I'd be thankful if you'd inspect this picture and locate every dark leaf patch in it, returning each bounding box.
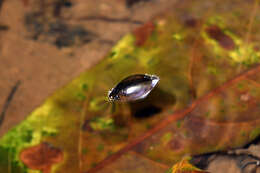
[133,21,155,46]
[184,17,200,28]
[133,105,162,118]
[53,0,73,17]
[205,25,235,50]
[20,142,63,173]
[0,25,9,31]
[0,0,4,10]
[125,0,151,8]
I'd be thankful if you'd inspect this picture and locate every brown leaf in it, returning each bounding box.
[133,21,155,46]
[168,159,209,173]
[205,25,235,50]
[20,142,63,173]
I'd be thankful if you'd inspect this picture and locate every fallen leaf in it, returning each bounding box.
[166,159,209,173]
[1,1,260,173]
[20,142,63,173]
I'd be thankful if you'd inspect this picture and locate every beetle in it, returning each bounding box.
[108,74,160,102]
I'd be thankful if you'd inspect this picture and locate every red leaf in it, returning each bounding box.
[133,21,155,46]
[20,143,63,173]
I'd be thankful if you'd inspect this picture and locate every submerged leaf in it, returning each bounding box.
[20,143,63,173]
[1,1,260,173]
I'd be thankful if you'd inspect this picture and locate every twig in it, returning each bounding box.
[0,80,21,127]
[241,160,260,173]
[0,25,9,31]
[0,0,4,10]
[77,16,143,25]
